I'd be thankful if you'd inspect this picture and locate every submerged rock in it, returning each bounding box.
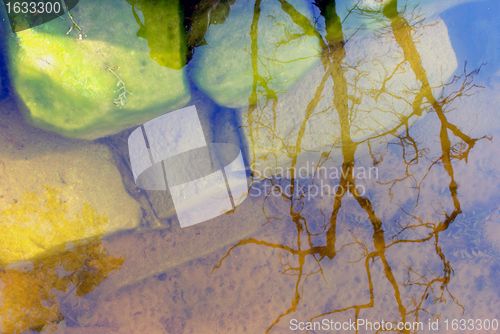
[86,193,273,298]
[243,18,458,174]
[85,99,263,294]
[190,0,322,108]
[6,0,190,139]
[0,100,141,265]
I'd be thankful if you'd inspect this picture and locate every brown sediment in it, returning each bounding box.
[0,239,123,333]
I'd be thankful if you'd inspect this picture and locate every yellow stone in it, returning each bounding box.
[0,102,141,265]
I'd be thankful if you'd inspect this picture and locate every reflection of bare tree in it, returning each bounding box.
[214,0,487,332]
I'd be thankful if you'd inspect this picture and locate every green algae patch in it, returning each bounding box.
[129,0,186,69]
[190,0,322,108]
[8,0,190,139]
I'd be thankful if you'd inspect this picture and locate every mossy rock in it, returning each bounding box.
[6,0,190,139]
[190,0,322,108]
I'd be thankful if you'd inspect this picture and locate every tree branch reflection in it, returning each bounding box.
[214,0,487,332]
